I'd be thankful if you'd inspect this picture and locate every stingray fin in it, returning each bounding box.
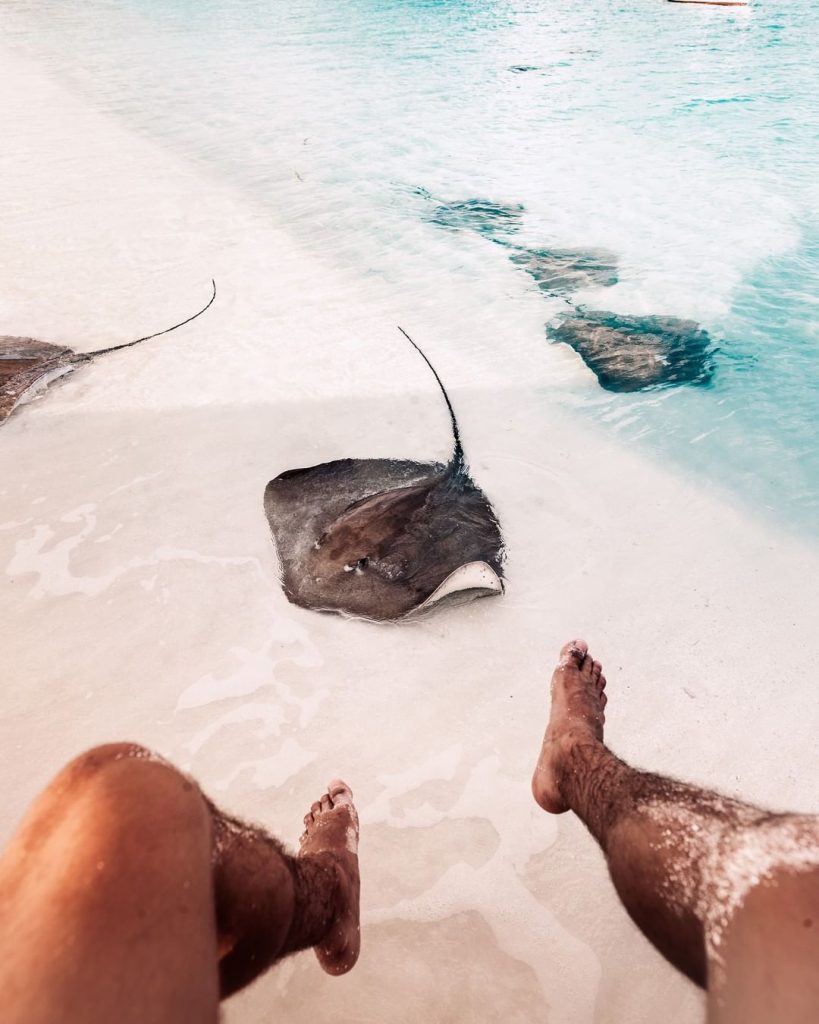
[334,479,434,519]
[317,481,436,562]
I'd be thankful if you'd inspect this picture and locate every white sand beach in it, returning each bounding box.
[1,42,818,1024]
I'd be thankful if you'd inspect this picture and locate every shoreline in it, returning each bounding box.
[2,39,819,1024]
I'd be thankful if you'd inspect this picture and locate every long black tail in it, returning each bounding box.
[78,279,216,361]
[397,326,465,470]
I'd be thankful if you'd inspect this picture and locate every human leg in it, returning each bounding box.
[0,742,360,1023]
[212,776,360,995]
[532,642,819,1018]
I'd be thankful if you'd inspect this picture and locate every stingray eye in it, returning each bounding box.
[343,557,369,574]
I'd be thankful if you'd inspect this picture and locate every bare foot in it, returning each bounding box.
[299,780,361,975]
[531,639,607,814]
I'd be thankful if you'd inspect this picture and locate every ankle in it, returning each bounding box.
[282,854,340,955]
[555,733,606,801]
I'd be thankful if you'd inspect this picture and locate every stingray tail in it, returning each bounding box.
[78,279,216,361]
[396,326,465,472]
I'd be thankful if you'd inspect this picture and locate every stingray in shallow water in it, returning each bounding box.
[549,310,715,392]
[264,330,505,622]
[0,280,216,425]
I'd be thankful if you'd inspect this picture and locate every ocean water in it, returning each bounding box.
[3,0,818,536]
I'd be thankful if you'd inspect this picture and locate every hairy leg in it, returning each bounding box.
[212,778,360,995]
[532,642,819,1017]
[0,743,360,1023]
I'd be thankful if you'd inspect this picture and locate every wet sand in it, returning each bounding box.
[1,42,818,1024]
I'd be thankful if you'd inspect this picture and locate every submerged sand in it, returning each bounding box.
[1,42,818,1024]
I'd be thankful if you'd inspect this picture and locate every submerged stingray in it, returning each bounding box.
[550,311,715,392]
[0,281,216,425]
[508,245,619,296]
[264,330,504,622]
[428,198,525,238]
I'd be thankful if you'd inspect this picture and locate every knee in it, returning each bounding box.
[62,742,181,796]
[64,742,161,778]
[57,742,208,835]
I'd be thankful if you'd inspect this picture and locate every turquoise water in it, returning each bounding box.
[4,0,818,536]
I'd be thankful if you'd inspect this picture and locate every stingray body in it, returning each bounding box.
[0,281,216,425]
[264,331,504,622]
[0,338,75,423]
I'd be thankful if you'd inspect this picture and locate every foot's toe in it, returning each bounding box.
[600,692,608,709]
[328,779,352,803]
[559,639,588,666]
[311,800,322,816]
[598,673,607,692]
[320,793,333,813]
[591,660,602,681]
[303,812,314,828]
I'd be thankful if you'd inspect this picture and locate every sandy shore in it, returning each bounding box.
[2,42,818,1024]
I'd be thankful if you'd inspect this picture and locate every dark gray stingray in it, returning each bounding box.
[428,198,525,238]
[0,281,216,425]
[264,330,504,622]
[550,311,715,391]
[507,245,619,296]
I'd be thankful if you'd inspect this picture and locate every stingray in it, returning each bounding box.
[264,330,505,622]
[428,198,525,239]
[0,280,216,425]
[507,245,619,296]
[549,310,715,392]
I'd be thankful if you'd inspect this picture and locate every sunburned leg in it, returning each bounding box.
[713,861,819,1024]
[0,744,220,1024]
[0,743,360,1024]
[532,641,819,1019]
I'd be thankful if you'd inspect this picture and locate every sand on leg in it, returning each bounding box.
[0,742,360,1022]
[532,641,819,1020]
[213,777,360,994]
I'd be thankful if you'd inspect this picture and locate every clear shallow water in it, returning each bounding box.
[3,0,818,536]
